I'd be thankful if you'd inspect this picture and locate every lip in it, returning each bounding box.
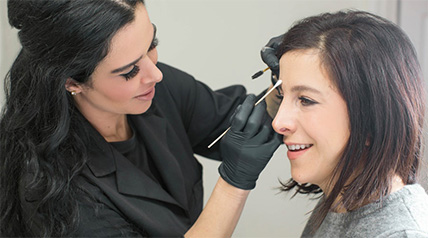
[135,87,155,101]
[285,142,313,160]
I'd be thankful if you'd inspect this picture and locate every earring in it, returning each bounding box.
[71,91,77,96]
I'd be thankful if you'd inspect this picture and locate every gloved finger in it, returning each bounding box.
[231,94,256,131]
[261,47,279,75]
[229,104,242,124]
[261,34,283,77]
[248,124,271,145]
[265,34,283,49]
[265,132,282,150]
[253,132,282,157]
[243,100,266,137]
[261,109,273,126]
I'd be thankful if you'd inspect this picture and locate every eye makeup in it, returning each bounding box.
[298,96,317,106]
[121,65,140,80]
[149,38,158,51]
[112,23,158,80]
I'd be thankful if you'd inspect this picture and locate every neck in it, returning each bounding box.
[83,111,132,142]
[390,175,405,193]
[101,116,132,142]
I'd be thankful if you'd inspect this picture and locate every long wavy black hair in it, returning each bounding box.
[278,10,426,231]
[1,0,144,236]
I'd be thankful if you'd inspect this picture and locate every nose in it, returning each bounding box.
[140,53,163,84]
[272,102,297,135]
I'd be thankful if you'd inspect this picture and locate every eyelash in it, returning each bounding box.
[299,96,317,106]
[275,92,317,106]
[121,65,140,81]
[119,38,158,81]
[148,38,159,51]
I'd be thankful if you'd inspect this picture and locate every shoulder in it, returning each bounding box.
[394,184,428,231]
[380,229,428,238]
[355,184,428,236]
[312,185,428,237]
[390,184,428,222]
[154,62,199,100]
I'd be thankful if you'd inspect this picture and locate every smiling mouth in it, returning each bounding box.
[287,144,313,151]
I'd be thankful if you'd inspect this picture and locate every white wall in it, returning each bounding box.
[0,0,20,107]
[1,1,427,237]
[399,0,428,195]
[145,1,428,237]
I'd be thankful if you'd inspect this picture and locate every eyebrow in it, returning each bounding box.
[152,23,157,41]
[111,55,143,74]
[290,85,322,94]
[110,23,157,74]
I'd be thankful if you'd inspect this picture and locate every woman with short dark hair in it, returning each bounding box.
[272,10,428,237]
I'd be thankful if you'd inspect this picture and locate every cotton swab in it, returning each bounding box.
[207,79,282,149]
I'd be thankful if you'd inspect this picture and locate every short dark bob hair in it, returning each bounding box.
[278,10,426,231]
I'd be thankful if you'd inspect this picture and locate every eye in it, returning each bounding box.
[148,38,159,52]
[299,96,317,106]
[120,65,140,81]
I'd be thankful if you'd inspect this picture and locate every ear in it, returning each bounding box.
[65,78,82,94]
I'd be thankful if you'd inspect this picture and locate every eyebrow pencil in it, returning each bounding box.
[251,67,270,79]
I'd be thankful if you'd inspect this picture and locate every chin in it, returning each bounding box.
[291,170,311,184]
[131,101,152,115]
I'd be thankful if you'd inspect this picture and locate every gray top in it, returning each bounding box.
[302,184,428,238]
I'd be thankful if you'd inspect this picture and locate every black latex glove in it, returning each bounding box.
[260,34,283,82]
[218,94,282,190]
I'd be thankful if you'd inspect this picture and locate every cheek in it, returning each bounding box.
[321,111,349,165]
[90,68,139,101]
[306,108,350,161]
[97,80,139,101]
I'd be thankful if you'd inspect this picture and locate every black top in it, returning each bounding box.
[20,62,248,237]
[110,124,166,190]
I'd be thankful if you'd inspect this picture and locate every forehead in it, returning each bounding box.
[279,49,335,91]
[100,4,153,70]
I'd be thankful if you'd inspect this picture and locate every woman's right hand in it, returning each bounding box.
[218,94,282,190]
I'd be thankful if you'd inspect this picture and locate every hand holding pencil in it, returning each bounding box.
[208,80,282,148]
[217,93,282,189]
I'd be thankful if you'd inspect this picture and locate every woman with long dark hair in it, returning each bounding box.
[271,10,428,237]
[0,0,280,236]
